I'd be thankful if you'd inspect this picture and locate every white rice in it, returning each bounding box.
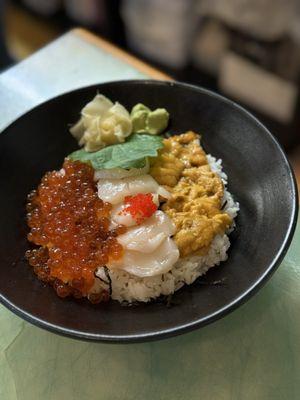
[96,155,239,303]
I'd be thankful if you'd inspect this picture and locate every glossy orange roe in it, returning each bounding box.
[25,159,124,302]
[122,193,158,224]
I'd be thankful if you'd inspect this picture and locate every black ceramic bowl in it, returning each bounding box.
[0,80,298,342]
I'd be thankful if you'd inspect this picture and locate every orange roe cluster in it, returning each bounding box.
[25,159,125,303]
[122,193,158,224]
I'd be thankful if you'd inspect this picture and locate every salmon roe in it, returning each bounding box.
[122,193,158,224]
[25,159,124,302]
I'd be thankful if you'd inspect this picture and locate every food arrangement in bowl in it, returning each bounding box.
[25,93,239,305]
[0,80,297,341]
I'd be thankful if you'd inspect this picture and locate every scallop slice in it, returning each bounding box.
[110,203,136,227]
[107,237,179,277]
[110,193,160,228]
[97,175,170,205]
[117,211,176,252]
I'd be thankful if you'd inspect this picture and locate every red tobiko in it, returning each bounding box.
[122,193,158,224]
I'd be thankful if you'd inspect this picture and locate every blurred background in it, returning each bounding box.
[1,0,300,184]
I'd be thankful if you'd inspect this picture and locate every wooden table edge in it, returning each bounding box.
[72,28,172,82]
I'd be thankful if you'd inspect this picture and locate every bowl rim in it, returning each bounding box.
[0,79,298,343]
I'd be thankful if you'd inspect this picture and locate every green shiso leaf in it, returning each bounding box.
[67,134,163,170]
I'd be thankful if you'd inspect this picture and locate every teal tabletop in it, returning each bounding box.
[0,29,299,400]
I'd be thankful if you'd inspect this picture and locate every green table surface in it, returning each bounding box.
[1,30,300,400]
